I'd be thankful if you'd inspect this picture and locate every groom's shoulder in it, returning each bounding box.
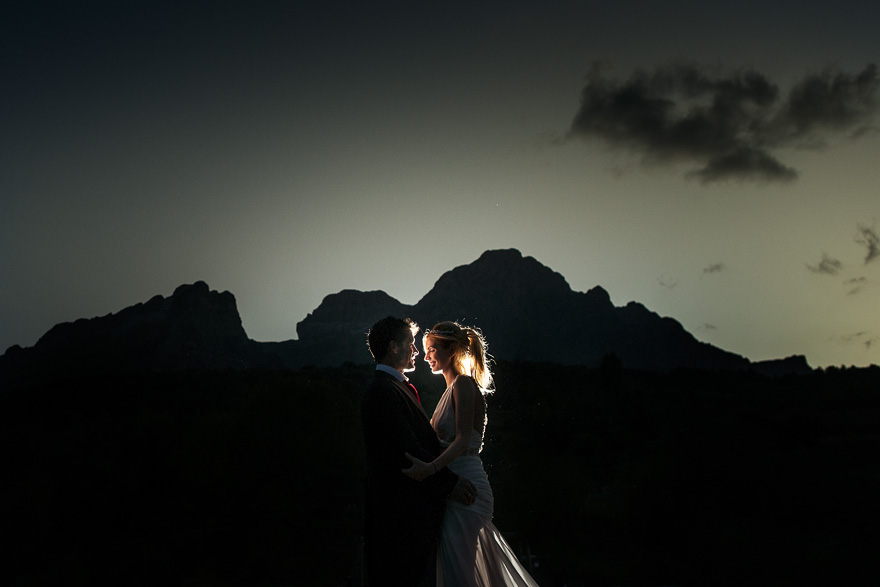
[366,369,399,394]
[363,371,401,414]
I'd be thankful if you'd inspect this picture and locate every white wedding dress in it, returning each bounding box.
[431,379,540,587]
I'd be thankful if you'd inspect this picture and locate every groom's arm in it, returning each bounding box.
[420,457,460,498]
[364,385,474,503]
[363,380,460,492]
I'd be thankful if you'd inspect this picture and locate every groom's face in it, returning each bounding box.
[391,330,419,373]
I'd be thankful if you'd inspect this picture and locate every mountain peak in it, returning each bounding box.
[172,280,210,297]
[12,282,249,373]
[297,289,410,341]
[416,248,573,312]
[474,248,525,262]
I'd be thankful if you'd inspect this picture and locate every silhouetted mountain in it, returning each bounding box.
[0,250,812,378]
[296,249,791,373]
[0,281,294,378]
[295,289,411,367]
[750,354,813,377]
[409,249,751,371]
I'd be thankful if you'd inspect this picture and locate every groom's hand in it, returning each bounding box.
[401,452,433,481]
[450,478,477,505]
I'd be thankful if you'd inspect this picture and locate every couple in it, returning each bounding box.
[361,317,539,586]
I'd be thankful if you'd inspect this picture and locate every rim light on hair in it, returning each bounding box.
[423,321,494,393]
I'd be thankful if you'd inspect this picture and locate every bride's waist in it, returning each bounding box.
[447,453,487,479]
[439,445,482,456]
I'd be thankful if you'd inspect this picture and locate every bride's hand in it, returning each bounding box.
[402,452,434,481]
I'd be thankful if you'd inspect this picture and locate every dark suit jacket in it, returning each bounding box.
[362,369,459,586]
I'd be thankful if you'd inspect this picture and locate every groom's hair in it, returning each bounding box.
[367,316,418,362]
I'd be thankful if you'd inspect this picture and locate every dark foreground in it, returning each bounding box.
[2,361,879,585]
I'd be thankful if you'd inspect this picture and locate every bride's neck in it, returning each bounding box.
[443,369,461,388]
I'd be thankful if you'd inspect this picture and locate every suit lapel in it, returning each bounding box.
[395,379,428,419]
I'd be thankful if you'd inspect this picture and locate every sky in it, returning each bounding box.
[3,1,879,368]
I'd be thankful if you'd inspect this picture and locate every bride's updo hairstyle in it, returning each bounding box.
[423,321,494,393]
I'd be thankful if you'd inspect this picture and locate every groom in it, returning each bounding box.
[362,316,476,586]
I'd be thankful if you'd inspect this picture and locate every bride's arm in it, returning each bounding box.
[402,376,477,480]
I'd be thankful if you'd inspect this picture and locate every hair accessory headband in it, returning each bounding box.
[424,329,457,335]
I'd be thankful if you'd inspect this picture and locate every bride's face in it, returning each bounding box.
[424,336,453,374]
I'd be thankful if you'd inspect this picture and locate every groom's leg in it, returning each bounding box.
[417,544,438,587]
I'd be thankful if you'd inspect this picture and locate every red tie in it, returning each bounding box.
[406,381,422,405]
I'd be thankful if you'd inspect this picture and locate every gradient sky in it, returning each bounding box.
[3,1,879,368]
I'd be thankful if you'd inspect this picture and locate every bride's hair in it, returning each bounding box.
[423,321,494,393]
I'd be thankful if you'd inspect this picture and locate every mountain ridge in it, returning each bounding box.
[1,249,812,377]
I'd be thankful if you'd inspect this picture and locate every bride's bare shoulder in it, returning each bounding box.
[452,374,478,392]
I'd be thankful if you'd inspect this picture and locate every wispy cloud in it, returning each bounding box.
[845,276,868,295]
[807,253,844,275]
[657,275,678,289]
[702,262,725,275]
[855,225,880,264]
[567,62,879,183]
[839,331,878,351]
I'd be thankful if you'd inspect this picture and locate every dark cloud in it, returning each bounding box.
[702,262,725,274]
[688,148,796,183]
[779,66,880,142]
[568,62,879,183]
[851,126,880,140]
[855,225,880,264]
[807,253,843,275]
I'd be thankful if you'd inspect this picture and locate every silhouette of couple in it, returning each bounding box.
[362,317,539,586]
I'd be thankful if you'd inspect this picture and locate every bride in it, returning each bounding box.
[403,321,540,587]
